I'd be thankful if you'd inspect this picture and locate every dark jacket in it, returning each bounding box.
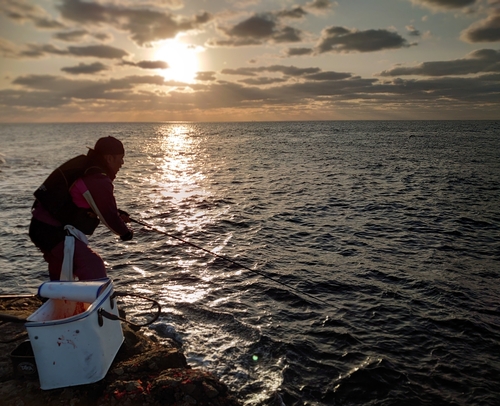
[29,153,132,252]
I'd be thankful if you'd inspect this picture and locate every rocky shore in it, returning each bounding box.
[0,296,241,406]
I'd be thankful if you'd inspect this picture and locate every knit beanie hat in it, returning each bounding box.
[94,136,125,156]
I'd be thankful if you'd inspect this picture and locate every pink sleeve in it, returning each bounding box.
[70,179,91,208]
[79,173,131,236]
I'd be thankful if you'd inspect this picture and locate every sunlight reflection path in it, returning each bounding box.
[157,124,205,201]
[139,123,232,304]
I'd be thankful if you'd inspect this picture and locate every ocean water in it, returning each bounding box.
[1,121,499,405]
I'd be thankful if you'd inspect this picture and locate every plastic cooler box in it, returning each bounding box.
[25,278,124,390]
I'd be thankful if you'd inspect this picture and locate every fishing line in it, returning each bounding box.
[130,218,330,307]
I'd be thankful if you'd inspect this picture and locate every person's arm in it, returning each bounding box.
[81,173,133,240]
[118,208,131,223]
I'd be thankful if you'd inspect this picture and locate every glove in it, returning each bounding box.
[120,230,134,241]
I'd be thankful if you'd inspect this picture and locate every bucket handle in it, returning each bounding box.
[98,292,161,331]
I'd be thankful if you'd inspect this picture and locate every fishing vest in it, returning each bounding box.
[34,154,104,235]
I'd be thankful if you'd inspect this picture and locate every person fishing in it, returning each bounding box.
[29,136,133,281]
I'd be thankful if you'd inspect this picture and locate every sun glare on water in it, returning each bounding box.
[154,39,201,83]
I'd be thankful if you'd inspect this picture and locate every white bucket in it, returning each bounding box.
[25,278,124,390]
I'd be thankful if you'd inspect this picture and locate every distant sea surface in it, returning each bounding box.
[1,121,500,405]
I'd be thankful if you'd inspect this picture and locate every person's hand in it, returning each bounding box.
[118,209,131,223]
[120,230,134,241]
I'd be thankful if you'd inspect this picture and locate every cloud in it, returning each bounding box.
[286,47,314,56]
[93,32,112,42]
[67,45,129,59]
[10,74,166,102]
[207,37,263,47]
[209,2,334,48]
[0,0,65,29]
[227,14,301,42]
[0,38,19,58]
[239,77,288,85]
[195,71,217,81]
[305,0,336,11]
[57,0,212,46]
[2,67,499,120]
[222,65,322,77]
[210,11,305,47]
[137,60,169,69]
[221,68,259,76]
[305,71,352,80]
[18,44,68,58]
[61,62,108,75]
[410,0,479,10]
[1,41,130,59]
[316,26,411,53]
[221,65,351,84]
[53,30,112,43]
[273,26,303,42]
[461,11,500,42]
[276,7,308,19]
[0,89,69,109]
[406,25,422,36]
[53,30,88,42]
[138,0,185,10]
[379,48,500,76]
[122,60,169,69]
[265,65,322,76]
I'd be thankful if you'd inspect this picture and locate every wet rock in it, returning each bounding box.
[203,382,220,399]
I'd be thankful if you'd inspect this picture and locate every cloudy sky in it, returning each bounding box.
[1,0,499,122]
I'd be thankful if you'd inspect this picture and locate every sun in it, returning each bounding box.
[153,39,201,83]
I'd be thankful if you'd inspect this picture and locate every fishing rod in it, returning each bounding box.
[130,217,330,306]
